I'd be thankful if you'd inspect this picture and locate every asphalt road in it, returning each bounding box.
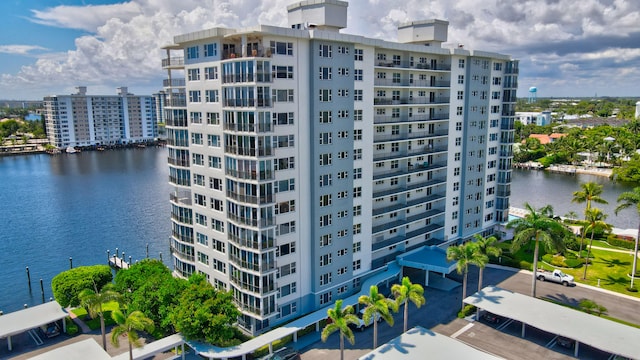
[298,266,640,360]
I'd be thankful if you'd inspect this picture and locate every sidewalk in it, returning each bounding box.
[66,308,91,333]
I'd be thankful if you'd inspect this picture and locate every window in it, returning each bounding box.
[457,75,464,84]
[338,110,349,118]
[319,67,332,80]
[458,59,465,68]
[208,156,221,169]
[320,272,332,286]
[353,223,361,234]
[451,226,457,234]
[196,232,208,246]
[353,148,362,160]
[493,77,502,85]
[207,112,219,125]
[454,167,460,176]
[338,67,349,76]
[457,90,463,100]
[273,65,294,79]
[188,68,200,81]
[275,157,295,170]
[338,46,349,54]
[273,112,295,125]
[319,174,332,187]
[453,181,460,191]
[274,178,295,193]
[207,134,220,147]
[337,190,348,198]
[353,168,362,179]
[353,186,362,198]
[191,133,203,145]
[320,234,332,247]
[354,48,363,61]
[353,205,362,217]
[354,69,363,81]
[193,174,205,186]
[191,112,202,124]
[204,66,218,80]
[270,41,293,55]
[353,241,361,253]
[319,89,332,102]
[338,89,349,97]
[354,109,363,121]
[273,89,294,102]
[452,196,459,206]
[337,171,348,180]
[211,198,223,211]
[189,90,201,103]
[197,252,209,265]
[319,153,332,166]
[204,43,217,57]
[454,152,461,161]
[194,193,206,207]
[338,151,348,159]
[320,253,332,266]
[275,200,295,214]
[319,44,332,58]
[319,132,332,145]
[320,194,332,207]
[195,213,207,226]
[455,122,462,131]
[338,131,348,138]
[205,90,219,103]
[319,111,332,124]
[209,177,223,190]
[186,46,199,59]
[354,129,362,140]
[455,137,461,146]
[353,260,361,271]
[320,292,332,305]
[456,106,463,115]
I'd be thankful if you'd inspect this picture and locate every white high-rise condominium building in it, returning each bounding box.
[44,86,157,148]
[163,0,517,335]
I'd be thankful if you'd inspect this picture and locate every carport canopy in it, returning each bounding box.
[397,245,457,273]
[0,301,68,350]
[359,326,501,360]
[464,286,640,359]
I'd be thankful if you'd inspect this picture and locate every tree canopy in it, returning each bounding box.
[51,265,112,307]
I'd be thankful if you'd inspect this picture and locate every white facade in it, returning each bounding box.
[163,0,517,335]
[43,87,157,148]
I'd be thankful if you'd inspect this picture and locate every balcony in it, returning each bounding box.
[225,169,274,181]
[223,98,272,108]
[222,49,272,60]
[170,213,192,225]
[222,73,272,84]
[372,177,446,199]
[170,245,195,262]
[229,255,277,273]
[228,213,275,228]
[375,60,451,71]
[170,192,192,206]
[372,208,444,234]
[171,231,194,244]
[372,192,446,216]
[163,78,185,87]
[225,146,274,157]
[372,223,443,251]
[373,146,447,162]
[226,190,274,205]
[168,175,190,187]
[374,79,450,88]
[162,57,184,69]
[373,161,447,181]
[374,130,448,143]
[374,97,449,106]
[166,98,187,107]
[167,157,190,167]
[228,233,275,251]
[223,122,273,133]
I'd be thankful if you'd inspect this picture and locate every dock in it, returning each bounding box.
[109,256,130,270]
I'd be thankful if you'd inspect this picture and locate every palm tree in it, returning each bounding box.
[507,202,565,297]
[572,182,608,256]
[110,309,155,360]
[473,234,502,291]
[358,285,398,349]
[447,242,487,310]
[391,276,425,333]
[321,300,359,360]
[582,208,611,280]
[615,187,640,289]
[79,283,121,351]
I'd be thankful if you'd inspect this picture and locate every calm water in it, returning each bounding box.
[510,169,637,229]
[0,148,170,312]
[0,150,637,313]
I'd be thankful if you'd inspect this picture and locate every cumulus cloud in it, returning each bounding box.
[2,0,639,98]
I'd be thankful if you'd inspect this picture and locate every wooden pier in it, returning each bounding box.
[109,256,130,270]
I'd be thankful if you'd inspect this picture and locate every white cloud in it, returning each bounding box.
[1,0,639,98]
[0,45,48,55]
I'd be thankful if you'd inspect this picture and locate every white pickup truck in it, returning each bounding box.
[536,269,574,286]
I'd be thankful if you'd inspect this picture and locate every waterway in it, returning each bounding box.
[510,169,637,228]
[0,148,171,313]
[0,149,637,313]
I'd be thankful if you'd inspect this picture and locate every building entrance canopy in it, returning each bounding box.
[397,245,457,274]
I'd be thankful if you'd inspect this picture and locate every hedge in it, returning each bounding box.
[607,235,637,250]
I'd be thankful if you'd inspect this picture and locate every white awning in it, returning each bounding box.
[0,301,67,339]
[29,339,111,360]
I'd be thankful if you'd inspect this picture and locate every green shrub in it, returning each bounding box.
[65,317,79,335]
[457,305,476,318]
[564,237,581,251]
[607,235,636,250]
[564,258,585,268]
[51,265,113,307]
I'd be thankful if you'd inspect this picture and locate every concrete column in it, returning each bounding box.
[8,336,11,351]
[293,332,298,342]
[521,323,525,338]
[241,35,247,57]
[574,342,579,358]
[316,322,320,332]
[268,343,273,354]
[62,318,67,333]
[181,343,185,360]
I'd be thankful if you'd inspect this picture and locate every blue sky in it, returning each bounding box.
[1,0,639,100]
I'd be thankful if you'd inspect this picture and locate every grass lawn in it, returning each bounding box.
[498,241,639,298]
[71,301,120,330]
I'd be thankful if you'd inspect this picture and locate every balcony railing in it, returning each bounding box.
[225,169,274,181]
[374,79,450,87]
[374,97,449,106]
[170,246,195,262]
[166,98,187,107]
[375,60,451,71]
[373,146,447,162]
[169,192,192,206]
[223,123,273,133]
[226,190,274,205]
[168,175,190,187]
[223,98,272,108]
[171,231,194,244]
[228,233,275,251]
[162,57,184,68]
[167,157,190,167]
[222,73,272,84]
[163,78,185,87]
[374,130,448,143]
[224,146,273,157]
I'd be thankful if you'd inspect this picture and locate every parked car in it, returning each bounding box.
[351,309,382,332]
[259,347,301,360]
[482,312,500,324]
[537,269,575,286]
[39,322,60,338]
[557,336,575,349]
